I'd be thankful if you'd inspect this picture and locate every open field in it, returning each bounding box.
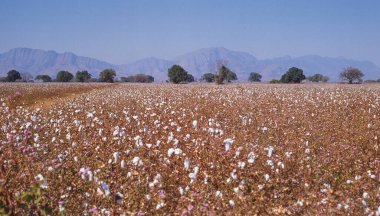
[0,83,379,215]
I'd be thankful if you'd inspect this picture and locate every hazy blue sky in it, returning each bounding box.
[0,0,379,65]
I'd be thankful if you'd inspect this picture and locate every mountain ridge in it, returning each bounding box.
[0,47,379,81]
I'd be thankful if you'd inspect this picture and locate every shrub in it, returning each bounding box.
[248,72,262,82]
[269,79,281,84]
[121,74,154,83]
[36,75,52,82]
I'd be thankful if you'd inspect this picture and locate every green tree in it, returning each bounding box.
[201,73,215,82]
[248,72,262,82]
[6,69,22,82]
[340,67,364,84]
[215,65,236,84]
[75,70,92,82]
[168,65,189,84]
[280,67,305,83]
[56,71,73,82]
[307,73,329,82]
[185,74,195,83]
[35,75,52,82]
[226,70,237,82]
[99,69,116,83]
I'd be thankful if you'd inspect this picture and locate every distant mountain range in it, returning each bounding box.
[1,47,379,81]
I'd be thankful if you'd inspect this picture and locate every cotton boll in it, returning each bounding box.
[184,158,190,170]
[363,192,369,199]
[238,161,245,169]
[168,148,175,157]
[224,138,234,152]
[99,182,110,196]
[132,157,143,166]
[156,202,165,210]
[192,120,198,129]
[113,152,119,164]
[247,152,256,164]
[178,187,184,196]
[266,145,274,157]
[264,174,270,181]
[189,166,199,183]
[229,200,235,207]
[174,148,182,155]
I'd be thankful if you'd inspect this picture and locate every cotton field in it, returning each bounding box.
[0,83,379,215]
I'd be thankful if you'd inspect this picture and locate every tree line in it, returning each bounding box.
[0,69,115,83]
[268,66,368,84]
[0,64,377,84]
[168,63,374,84]
[0,69,156,84]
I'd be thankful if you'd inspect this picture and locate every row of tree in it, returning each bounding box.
[0,65,374,84]
[1,69,157,84]
[0,69,118,83]
[268,66,367,84]
[225,66,365,84]
[197,65,370,84]
[167,64,238,84]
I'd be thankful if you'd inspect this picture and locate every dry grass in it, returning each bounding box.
[0,83,379,215]
[0,82,112,109]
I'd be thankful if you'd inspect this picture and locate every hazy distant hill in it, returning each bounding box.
[1,47,379,81]
[0,48,115,78]
[119,57,174,81]
[121,47,380,81]
[172,47,258,78]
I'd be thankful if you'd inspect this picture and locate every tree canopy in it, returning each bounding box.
[185,74,195,83]
[56,71,73,82]
[307,73,329,83]
[280,67,305,83]
[6,69,22,82]
[168,65,193,84]
[201,73,215,83]
[99,69,116,83]
[340,67,364,84]
[248,72,262,82]
[36,75,52,82]
[216,65,237,84]
[75,71,92,82]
